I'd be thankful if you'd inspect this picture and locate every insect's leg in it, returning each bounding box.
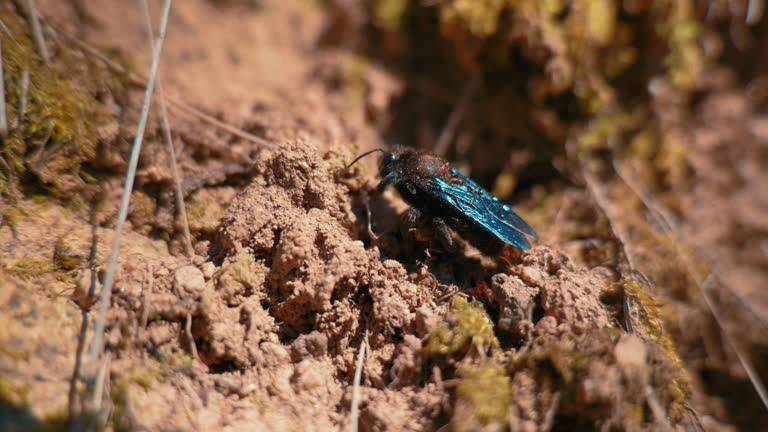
[432,217,456,252]
[361,189,381,243]
[399,207,424,253]
[375,172,398,194]
[401,207,423,233]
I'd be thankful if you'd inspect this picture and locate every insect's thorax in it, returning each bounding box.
[393,155,459,217]
[404,153,451,179]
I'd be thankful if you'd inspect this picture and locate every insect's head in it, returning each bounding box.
[379,151,397,176]
[345,148,394,175]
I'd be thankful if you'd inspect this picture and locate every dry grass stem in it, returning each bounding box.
[47,22,274,148]
[645,385,672,432]
[185,312,199,362]
[613,158,768,333]
[699,275,768,410]
[68,218,100,422]
[350,330,368,432]
[541,392,561,432]
[0,38,7,137]
[139,0,193,257]
[747,0,765,25]
[13,68,30,129]
[434,74,480,157]
[93,352,113,430]
[16,0,49,63]
[607,154,768,411]
[167,98,274,147]
[89,0,173,365]
[580,160,643,274]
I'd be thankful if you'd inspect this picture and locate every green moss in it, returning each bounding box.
[41,406,70,428]
[6,256,53,278]
[652,0,704,89]
[186,189,226,234]
[374,0,409,31]
[0,347,30,362]
[511,339,595,387]
[128,191,156,233]
[171,353,195,367]
[455,361,511,425]
[623,402,645,424]
[577,110,644,153]
[52,239,85,271]
[425,296,499,356]
[438,0,508,37]
[0,377,29,406]
[0,11,124,200]
[217,251,265,292]
[127,365,165,390]
[1,206,24,227]
[623,279,690,414]
[251,395,267,415]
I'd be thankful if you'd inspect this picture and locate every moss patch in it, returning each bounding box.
[623,278,691,417]
[455,361,511,426]
[0,377,29,406]
[126,365,165,391]
[0,11,125,200]
[5,256,53,279]
[425,296,499,357]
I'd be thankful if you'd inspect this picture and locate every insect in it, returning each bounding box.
[346,147,536,255]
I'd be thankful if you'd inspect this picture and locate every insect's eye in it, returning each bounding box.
[380,153,396,173]
[382,153,396,166]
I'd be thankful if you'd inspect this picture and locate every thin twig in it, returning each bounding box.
[166,98,274,148]
[608,156,768,410]
[92,353,112,431]
[45,22,274,148]
[700,275,768,410]
[612,158,768,333]
[69,303,89,423]
[185,312,199,362]
[350,330,368,432]
[68,217,99,423]
[20,0,49,63]
[91,352,111,417]
[540,392,561,432]
[622,295,634,334]
[433,75,480,157]
[159,95,194,255]
[0,19,19,45]
[581,160,642,273]
[611,159,677,234]
[88,0,173,364]
[0,37,7,137]
[645,385,672,431]
[747,0,765,25]
[684,404,706,432]
[135,263,152,349]
[51,25,144,86]
[139,0,193,257]
[177,376,203,430]
[13,68,30,129]
[709,264,768,333]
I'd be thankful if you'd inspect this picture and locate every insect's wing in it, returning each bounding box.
[449,168,537,238]
[428,177,532,250]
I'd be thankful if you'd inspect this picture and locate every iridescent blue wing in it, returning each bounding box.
[428,174,533,250]
[449,168,537,238]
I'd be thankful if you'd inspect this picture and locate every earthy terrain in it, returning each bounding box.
[1,1,767,431]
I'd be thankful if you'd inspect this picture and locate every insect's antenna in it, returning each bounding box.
[345,148,387,170]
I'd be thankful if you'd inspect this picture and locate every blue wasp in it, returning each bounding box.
[346,147,536,255]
